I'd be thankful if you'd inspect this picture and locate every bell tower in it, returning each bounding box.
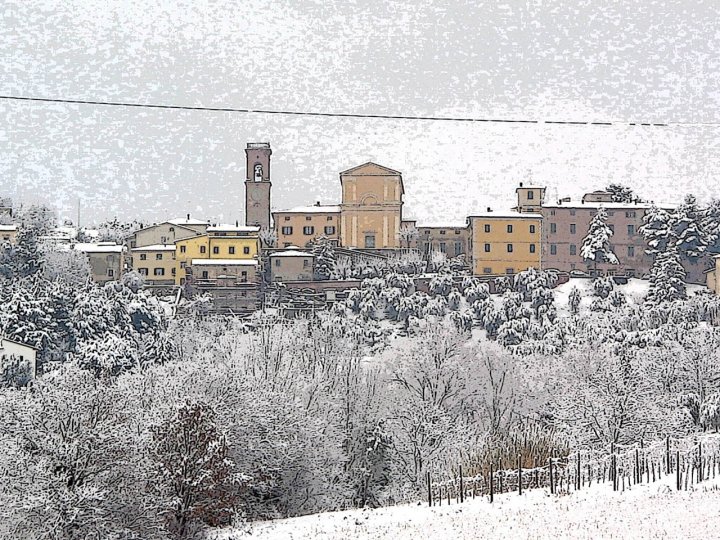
[245,142,272,229]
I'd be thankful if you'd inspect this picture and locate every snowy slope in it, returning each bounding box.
[214,475,720,540]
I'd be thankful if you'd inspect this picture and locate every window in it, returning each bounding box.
[507,224,513,233]
[550,244,557,255]
[283,242,291,247]
[140,253,147,261]
[570,224,576,234]
[169,227,174,232]
[484,243,491,253]
[550,223,557,234]
[627,225,636,236]
[608,211,615,216]
[454,241,463,256]
[202,270,209,279]
[439,242,446,253]
[570,244,577,256]
[483,267,492,274]
[130,240,136,248]
[243,246,250,254]
[303,259,310,268]
[628,246,635,257]
[180,245,186,253]
[626,211,636,218]
[528,191,534,200]
[284,216,290,221]
[156,253,162,260]
[274,259,281,267]
[455,230,461,235]
[160,236,168,243]
[200,246,206,254]
[484,224,491,233]
[213,246,219,254]
[364,235,376,248]
[507,244,513,253]
[107,269,114,277]
[530,244,536,253]
[241,271,247,281]
[506,268,515,275]
[570,209,576,216]
[282,226,293,235]
[530,225,536,234]
[229,246,236,254]
[306,216,312,221]
[324,226,335,235]
[303,226,315,235]
[154,268,165,276]
[550,210,556,216]
[327,216,333,221]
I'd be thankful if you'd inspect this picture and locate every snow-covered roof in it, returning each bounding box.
[275,205,341,214]
[74,242,125,253]
[168,217,209,226]
[131,244,176,251]
[0,335,40,351]
[207,224,261,233]
[516,184,545,190]
[543,200,676,210]
[0,225,18,231]
[191,258,258,266]
[271,248,314,257]
[416,222,468,229]
[468,212,543,219]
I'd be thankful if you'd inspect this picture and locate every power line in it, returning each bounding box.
[0,93,715,127]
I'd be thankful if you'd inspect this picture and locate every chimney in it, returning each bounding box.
[187,213,190,220]
[315,201,320,206]
[519,182,524,187]
[235,220,239,227]
[486,207,492,212]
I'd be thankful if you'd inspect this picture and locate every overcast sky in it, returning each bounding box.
[2,0,719,225]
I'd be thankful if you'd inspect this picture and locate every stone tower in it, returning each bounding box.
[245,142,272,229]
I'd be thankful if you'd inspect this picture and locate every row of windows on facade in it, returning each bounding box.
[283,216,335,222]
[482,243,537,253]
[422,241,465,256]
[135,267,251,279]
[280,226,336,236]
[548,210,638,218]
[547,244,637,257]
[480,224,537,234]
[138,246,251,260]
[274,259,311,267]
[549,223,637,235]
[423,229,464,235]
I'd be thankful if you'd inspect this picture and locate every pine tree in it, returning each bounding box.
[311,236,336,280]
[640,204,675,256]
[646,247,687,304]
[606,183,636,203]
[674,194,710,260]
[580,207,619,272]
[703,198,720,254]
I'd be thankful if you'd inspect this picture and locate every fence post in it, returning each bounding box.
[447,483,451,505]
[698,442,702,483]
[489,463,494,503]
[499,467,504,494]
[518,455,522,495]
[666,437,671,474]
[635,448,640,485]
[612,452,617,492]
[427,471,432,507]
[676,451,681,491]
[576,452,581,491]
[459,465,464,504]
[549,458,554,495]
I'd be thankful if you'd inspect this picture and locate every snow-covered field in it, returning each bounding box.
[216,475,720,540]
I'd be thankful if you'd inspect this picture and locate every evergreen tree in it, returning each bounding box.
[702,198,720,254]
[640,204,675,256]
[311,236,336,280]
[606,183,636,203]
[646,247,687,304]
[580,207,619,271]
[674,194,710,260]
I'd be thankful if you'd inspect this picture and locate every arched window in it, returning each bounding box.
[254,164,263,182]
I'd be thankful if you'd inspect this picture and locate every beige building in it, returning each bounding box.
[125,218,207,250]
[417,222,471,258]
[74,242,126,284]
[707,255,720,295]
[1,225,18,244]
[130,245,177,284]
[273,203,341,248]
[0,336,38,380]
[514,183,546,213]
[270,248,315,282]
[340,162,404,250]
[188,259,258,286]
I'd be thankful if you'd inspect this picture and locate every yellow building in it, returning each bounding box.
[130,244,177,285]
[468,212,542,276]
[0,225,18,245]
[514,183,546,213]
[174,224,260,285]
[273,203,341,248]
[340,162,404,250]
[707,255,720,295]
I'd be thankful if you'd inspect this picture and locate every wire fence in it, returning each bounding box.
[426,434,720,506]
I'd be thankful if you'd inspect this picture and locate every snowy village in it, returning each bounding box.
[3,2,720,539]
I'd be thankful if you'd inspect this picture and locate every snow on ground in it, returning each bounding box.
[214,475,720,540]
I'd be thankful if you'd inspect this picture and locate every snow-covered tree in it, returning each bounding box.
[606,183,636,203]
[568,286,581,315]
[258,226,278,248]
[311,236,336,280]
[640,205,675,256]
[646,247,687,304]
[580,206,618,271]
[674,194,711,260]
[397,224,419,249]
